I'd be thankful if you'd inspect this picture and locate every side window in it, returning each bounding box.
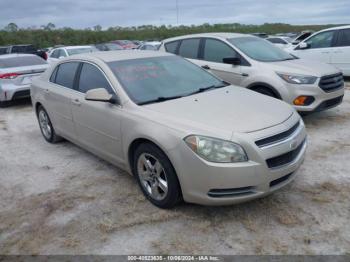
[203,39,238,63]
[164,41,179,54]
[178,39,200,59]
[78,63,114,94]
[305,31,335,49]
[58,49,67,58]
[50,49,59,58]
[54,62,80,89]
[49,66,58,82]
[336,29,350,47]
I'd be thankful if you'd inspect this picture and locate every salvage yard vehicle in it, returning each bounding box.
[266,36,293,49]
[31,50,307,208]
[160,33,344,113]
[0,44,48,60]
[95,43,123,51]
[138,41,162,51]
[0,54,49,106]
[287,25,350,76]
[48,45,98,63]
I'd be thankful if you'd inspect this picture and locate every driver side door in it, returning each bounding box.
[70,62,124,165]
[292,30,336,64]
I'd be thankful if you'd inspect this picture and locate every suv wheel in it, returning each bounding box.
[133,143,182,208]
[37,105,62,143]
[251,86,279,99]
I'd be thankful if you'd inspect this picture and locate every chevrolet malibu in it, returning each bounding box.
[31,51,307,208]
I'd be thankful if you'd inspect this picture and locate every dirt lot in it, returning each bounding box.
[1,83,350,255]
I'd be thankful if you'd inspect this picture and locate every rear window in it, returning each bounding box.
[0,56,47,68]
[11,45,36,53]
[0,47,8,55]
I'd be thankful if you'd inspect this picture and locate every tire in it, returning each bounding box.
[251,86,279,99]
[133,143,182,209]
[37,105,62,143]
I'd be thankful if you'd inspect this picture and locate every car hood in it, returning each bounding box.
[266,58,339,77]
[143,86,294,135]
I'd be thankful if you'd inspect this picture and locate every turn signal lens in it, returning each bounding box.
[294,96,308,106]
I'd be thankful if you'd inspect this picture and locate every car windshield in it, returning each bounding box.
[228,37,295,62]
[67,47,97,55]
[108,56,224,105]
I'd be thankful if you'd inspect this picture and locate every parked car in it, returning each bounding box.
[138,41,161,51]
[110,40,138,49]
[251,33,268,38]
[286,25,350,76]
[31,50,307,208]
[48,46,98,63]
[266,36,293,49]
[0,44,48,60]
[95,43,123,51]
[0,54,48,106]
[160,33,344,113]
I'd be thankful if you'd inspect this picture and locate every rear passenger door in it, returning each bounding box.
[331,29,350,76]
[47,62,80,141]
[199,38,244,86]
[70,62,124,164]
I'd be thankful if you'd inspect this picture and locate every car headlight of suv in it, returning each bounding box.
[184,135,248,163]
[277,73,317,85]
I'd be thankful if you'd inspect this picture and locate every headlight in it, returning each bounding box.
[184,135,248,163]
[277,73,317,84]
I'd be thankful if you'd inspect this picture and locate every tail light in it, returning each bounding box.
[43,52,48,60]
[0,73,19,79]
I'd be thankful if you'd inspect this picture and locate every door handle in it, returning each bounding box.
[201,65,211,70]
[72,99,81,106]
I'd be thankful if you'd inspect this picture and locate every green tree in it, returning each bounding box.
[4,23,18,32]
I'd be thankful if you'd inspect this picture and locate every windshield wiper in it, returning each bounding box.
[186,82,228,96]
[138,95,183,105]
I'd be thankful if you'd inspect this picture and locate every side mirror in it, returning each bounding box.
[223,57,241,65]
[85,88,115,103]
[298,42,309,50]
[292,40,299,45]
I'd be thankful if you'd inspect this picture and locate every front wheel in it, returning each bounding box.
[133,143,182,209]
[37,105,62,143]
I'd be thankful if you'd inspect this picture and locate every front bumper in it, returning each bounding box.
[282,81,344,112]
[168,113,307,205]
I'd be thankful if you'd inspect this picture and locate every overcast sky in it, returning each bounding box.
[1,0,350,29]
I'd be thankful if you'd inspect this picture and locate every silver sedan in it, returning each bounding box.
[31,51,307,208]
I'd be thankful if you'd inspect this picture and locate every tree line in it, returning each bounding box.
[0,22,343,48]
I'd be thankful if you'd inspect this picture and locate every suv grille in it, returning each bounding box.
[255,121,300,148]
[319,73,344,93]
[266,139,306,169]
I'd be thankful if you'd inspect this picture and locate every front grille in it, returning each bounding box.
[270,173,293,187]
[266,139,306,169]
[12,90,30,100]
[208,186,255,198]
[319,73,344,93]
[255,121,300,148]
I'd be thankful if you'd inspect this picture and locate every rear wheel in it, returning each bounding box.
[251,86,279,99]
[133,143,182,209]
[37,105,62,143]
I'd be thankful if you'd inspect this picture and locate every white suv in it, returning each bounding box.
[159,33,345,113]
[286,25,350,76]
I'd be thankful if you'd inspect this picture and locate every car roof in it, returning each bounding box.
[320,25,350,32]
[163,32,252,42]
[64,45,93,50]
[67,50,173,62]
[0,53,37,59]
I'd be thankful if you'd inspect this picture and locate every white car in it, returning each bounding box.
[48,46,98,63]
[160,33,344,113]
[0,54,49,105]
[287,25,350,76]
[138,41,162,51]
[266,36,293,49]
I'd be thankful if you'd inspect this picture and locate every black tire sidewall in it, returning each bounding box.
[133,143,181,209]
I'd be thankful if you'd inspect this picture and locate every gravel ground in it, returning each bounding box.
[0,83,350,255]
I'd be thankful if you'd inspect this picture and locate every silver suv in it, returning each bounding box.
[160,33,345,112]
